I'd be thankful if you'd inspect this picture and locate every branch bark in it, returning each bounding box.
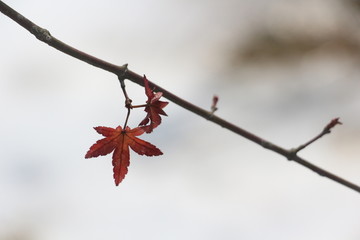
[1,1,359,194]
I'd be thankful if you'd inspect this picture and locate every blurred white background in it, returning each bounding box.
[1,0,360,239]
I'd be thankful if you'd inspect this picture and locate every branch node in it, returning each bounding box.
[118,63,128,86]
[31,25,52,42]
[287,148,298,161]
[206,112,215,120]
[261,139,273,150]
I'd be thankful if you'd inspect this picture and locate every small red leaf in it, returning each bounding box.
[139,75,168,133]
[85,125,162,185]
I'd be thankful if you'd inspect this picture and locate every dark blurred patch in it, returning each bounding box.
[0,228,35,240]
[230,30,360,65]
[228,0,360,66]
[346,0,360,9]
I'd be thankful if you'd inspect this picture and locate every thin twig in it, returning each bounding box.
[292,118,342,153]
[117,65,132,128]
[0,1,359,194]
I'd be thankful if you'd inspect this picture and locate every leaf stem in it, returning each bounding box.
[123,108,131,129]
[117,65,132,128]
[131,104,147,109]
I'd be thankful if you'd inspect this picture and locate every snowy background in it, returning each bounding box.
[1,0,360,239]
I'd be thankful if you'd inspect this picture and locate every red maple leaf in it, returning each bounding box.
[139,75,169,133]
[85,125,162,185]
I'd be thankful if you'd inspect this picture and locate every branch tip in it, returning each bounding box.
[210,95,219,113]
[293,117,343,154]
[323,117,342,133]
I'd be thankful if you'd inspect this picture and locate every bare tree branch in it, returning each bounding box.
[1,1,359,194]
